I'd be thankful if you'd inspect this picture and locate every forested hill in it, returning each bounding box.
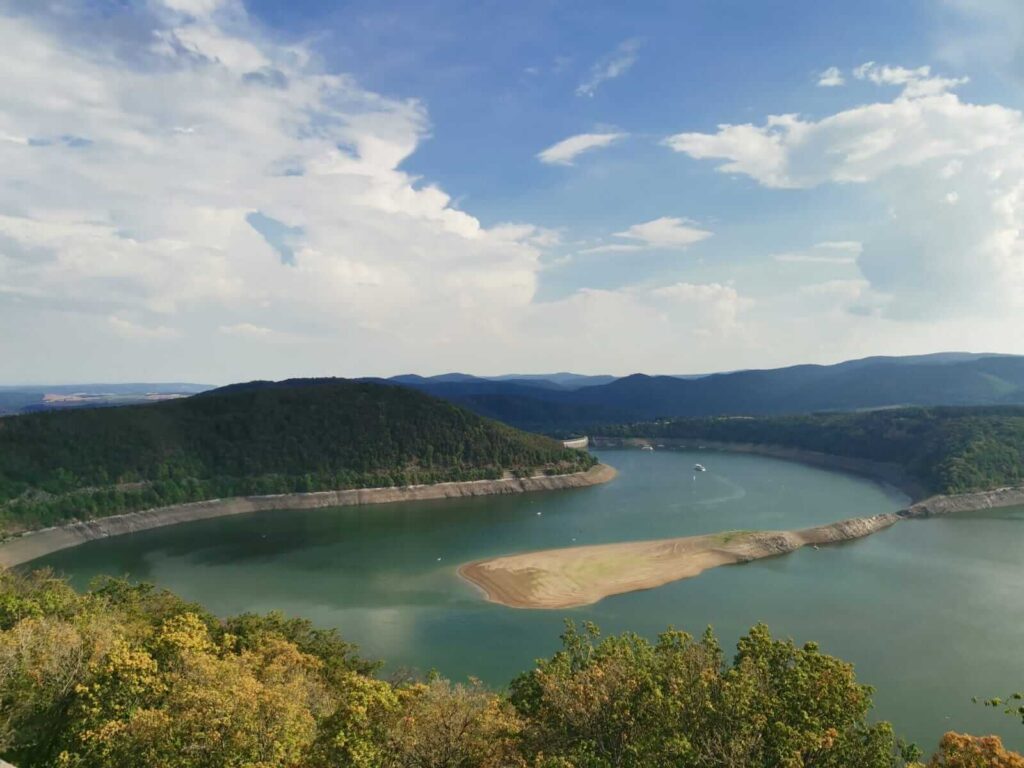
[0,379,593,533]
[601,406,1024,494]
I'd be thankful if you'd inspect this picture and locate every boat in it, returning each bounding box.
[641,445,654,451]
[694,463,707,472]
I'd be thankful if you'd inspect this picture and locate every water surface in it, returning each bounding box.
[32,449,1024,751]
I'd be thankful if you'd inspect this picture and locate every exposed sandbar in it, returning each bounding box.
[0,464,617,568]
[459,513,900,609]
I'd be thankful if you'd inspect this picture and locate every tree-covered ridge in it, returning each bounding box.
[600,406,1024,494]
[0,379,594,533]
[1,570,1019,768]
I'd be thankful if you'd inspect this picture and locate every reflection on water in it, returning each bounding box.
[30,449,1024,751]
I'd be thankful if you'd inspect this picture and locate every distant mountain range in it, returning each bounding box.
[372,353,1024,433]
[6,353,1024,430]
[388,372,618,390]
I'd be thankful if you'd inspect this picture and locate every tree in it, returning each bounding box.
[926,733,1024,768]
[386,678,525,768]
[510,621,910,768]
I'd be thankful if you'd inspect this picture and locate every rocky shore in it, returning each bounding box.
[902,486,1024,517]
[0,464,617,568]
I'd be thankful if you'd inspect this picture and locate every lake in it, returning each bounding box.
[30,449,1024,751]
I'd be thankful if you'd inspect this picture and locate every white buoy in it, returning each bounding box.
[437,557,442,561]
[536,511,542,516]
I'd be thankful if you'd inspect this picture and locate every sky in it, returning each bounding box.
[2,0,1024,384]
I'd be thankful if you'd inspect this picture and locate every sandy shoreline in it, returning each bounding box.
[0,464,617,568]
[459,514,901,609]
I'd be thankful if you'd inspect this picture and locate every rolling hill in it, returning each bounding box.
[0,378,593,532]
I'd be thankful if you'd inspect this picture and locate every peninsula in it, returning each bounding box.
[461,407,1024,608]
[459,483,1024,609]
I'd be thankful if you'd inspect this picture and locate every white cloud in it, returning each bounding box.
[664,63,990,188]
[576,38,641,97]
[576,243,644,255]
[936,0,1024,77]
[649,282,746,332]
[614,217,713,249]
[774,241,862,264]
[218,322,304,343]
[108,316,180,340]
[852,61,968,98]
[537,132,625,165]
[817,66,845,87]
[0,2,556,378]
[162,0,231,16]
[798,279,870,299]
[577,217,711,254]
[665,63,1024,320]
[817,240,863,252]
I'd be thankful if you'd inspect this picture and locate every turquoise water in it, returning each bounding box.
[31,449,1024,751]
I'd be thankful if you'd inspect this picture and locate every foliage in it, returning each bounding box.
[0,379,594,532]
[385,678,525,768]
[510,621,916,768]
[979,694,1024,726]
[0,571,1019,767]
[926,733,1024,768]
[601,406,1024,494]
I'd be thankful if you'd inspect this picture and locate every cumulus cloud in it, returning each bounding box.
[817,66,845,87]
[537,132,625,165]
[614,217,713,249]
[0,5,756,379]
[648,282,746,332]
[576,38,641,97]
[0,1,558,378]
[665,63,1024,319]
[852,61,969,98]
[577,217,712,255]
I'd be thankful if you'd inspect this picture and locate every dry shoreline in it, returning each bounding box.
[0,464,617,568]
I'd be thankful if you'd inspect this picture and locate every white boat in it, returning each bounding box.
[641,445,654,451]
[694,463,707,472]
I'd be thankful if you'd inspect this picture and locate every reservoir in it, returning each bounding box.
[29,449,1024,751]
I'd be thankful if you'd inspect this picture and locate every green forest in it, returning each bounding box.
[0,380,593,533]
[600,406,1024,494]
[0,569,1019,768]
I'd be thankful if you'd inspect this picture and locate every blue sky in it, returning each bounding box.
[2,0,1024,382]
